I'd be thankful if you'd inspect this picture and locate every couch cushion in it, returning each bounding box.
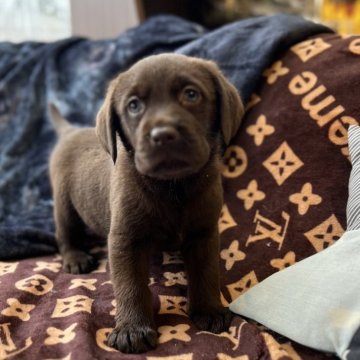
[229,124,360,358]
[220,33,359,292]
[222,34,360,358]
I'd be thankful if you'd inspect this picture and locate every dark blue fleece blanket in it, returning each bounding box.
[0,14,332,259]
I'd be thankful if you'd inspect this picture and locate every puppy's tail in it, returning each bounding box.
[48,103,72,137]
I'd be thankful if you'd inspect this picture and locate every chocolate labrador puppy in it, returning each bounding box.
[49,53,244,353]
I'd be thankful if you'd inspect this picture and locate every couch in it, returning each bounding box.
[0,14,358,359]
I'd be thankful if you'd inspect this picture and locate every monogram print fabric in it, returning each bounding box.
[1,32,358,359]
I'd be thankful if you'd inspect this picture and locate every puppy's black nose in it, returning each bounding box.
[150,126,180,146]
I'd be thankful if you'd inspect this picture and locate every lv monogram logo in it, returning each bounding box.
[0,323,32,358]
[246,210,290,250]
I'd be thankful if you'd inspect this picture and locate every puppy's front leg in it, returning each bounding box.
[182,228,232,333]
[107,234,157,353]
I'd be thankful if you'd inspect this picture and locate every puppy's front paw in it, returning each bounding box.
[191,307,233,333]
[108,324,157,353]
[62,250,96,274]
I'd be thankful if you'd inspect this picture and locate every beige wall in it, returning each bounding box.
[70,0,140,39]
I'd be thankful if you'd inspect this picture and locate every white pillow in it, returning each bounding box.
[230,230,360,359]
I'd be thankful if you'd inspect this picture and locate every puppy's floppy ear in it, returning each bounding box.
[205,61,244,145]
[96,79,118,163]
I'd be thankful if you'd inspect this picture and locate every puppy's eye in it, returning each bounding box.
[127,97,144,114]
[181,87,201,104]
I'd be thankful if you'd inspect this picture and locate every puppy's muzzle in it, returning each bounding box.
[148,125,191,178]
[135,124,210,180]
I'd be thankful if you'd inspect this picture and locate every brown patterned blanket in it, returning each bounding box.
[1,30,359,360]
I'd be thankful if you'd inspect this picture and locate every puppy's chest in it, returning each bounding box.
[150,209,186,251]
[145,199,191,251]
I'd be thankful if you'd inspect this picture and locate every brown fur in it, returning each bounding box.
[49,53,244,354]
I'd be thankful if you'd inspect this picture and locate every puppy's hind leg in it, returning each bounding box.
[53,193,96,274]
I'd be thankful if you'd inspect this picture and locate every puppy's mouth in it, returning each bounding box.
[153,159,191,177]
[135,155,201,180]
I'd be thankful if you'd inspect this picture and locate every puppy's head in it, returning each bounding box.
[96,54,244,180]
